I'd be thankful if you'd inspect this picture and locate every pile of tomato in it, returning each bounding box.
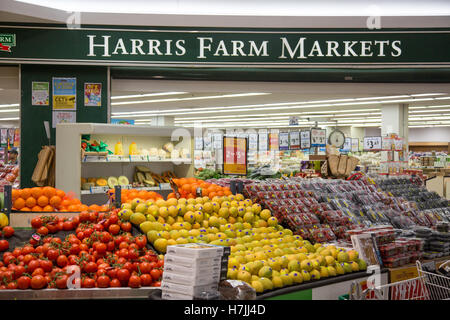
[0,209,164,290]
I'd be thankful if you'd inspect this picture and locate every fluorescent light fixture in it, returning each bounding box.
[111,92,187,100]
[111,93,269,106]
[354,95,409,101]
[380,98,435,103]
[410,93,447,97]
[0,117,19,121]
[410,109,450,114]
[0,104,19,108]
[0,109,19,113]
[409,104,450,110]
[433,97,450,100]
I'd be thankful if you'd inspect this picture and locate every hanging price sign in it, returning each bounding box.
[363,136,382,151]
[223,137,247,176]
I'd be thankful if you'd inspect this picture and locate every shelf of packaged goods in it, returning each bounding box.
[81,158,192,164]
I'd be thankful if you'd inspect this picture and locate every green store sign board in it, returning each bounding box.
[0,24,449,66]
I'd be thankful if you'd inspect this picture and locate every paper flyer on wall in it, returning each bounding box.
[52,111,76,128]
[84,83,102,106]
[31,81,49,106]
[53,77,77,110]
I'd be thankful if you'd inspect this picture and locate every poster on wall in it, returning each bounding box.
[52,111,76,128]
[311,128,326,147]
[31,81,49,106]
[279,132,289,150]
[223,137,247,176]
[300,130,311,149]
[52,77,76,110]
[289,131,300,150]
[363,136,382,151]
[84,83,102,107]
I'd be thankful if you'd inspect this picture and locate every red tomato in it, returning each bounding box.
[46,249,59,261]
[153,281,161,287]
[17,276,31,289]
[101,231,112,243]
[150,269,161,281]
[72,216,80,227]
[32,267,45,277]
[84,262,97,273]
[108,214,119,225]
[128,275,141,288]
[79,211,90,222]
[157,260,164,268]
[56,255,68,267]
[123,262,135,273]
[89,212,97,222]
[121,222,132,232]
[110,278,121,287]
[139,262,152,274]
[79,243,89,252]
[83,228,93,238]
[13,265,25,279]
[135,235,147,249]
[22,245,35,255]
[57,221,64,231]
[39,259,53,272]
[118,242,129,250]
[82,277,95,288]
[47,224,58,234]
[108,224,120,235]
[37,226,49,236]
[106,241,115,252]
[116,268,130,282]
[27,260,40,273]
[2,226,15,238]
[96,275,110,288]
[114,235,124,246]
[0,240,9,252]
[55,274,68,289]
[127,248,139,260]
[12,248,22,258]
[118,248,128,258]
[31,217,43,229]
[30,275,46,289]
[95,242,107,255]
[7,281,18,290]
[63,221,74,231]
[140,274,152,286]
[106,268,117,279]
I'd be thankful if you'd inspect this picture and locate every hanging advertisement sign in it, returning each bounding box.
[279,132,289,150]
[363,136,382,151]
[52,77,76,110]
[258,132,268,151]
[248,133,258,151]
[269,133,279,150]
[52,111,76,128]
[311,128,326,147]
[351,138,360,152]
[341,137,352,152]
[223,137,247,176]
[289,131,300,150]
[300,130,311,149]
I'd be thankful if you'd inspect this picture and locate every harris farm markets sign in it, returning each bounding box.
[0,25,449,66]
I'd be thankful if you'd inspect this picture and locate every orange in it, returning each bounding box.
[209,192,217,198]
[37,195,49,207]
[201,188,209,197]
[20,207,31,212]
[61,199,71,208]
[31,206,43,212]
[138,191,148,200]
[128,192,138,201]
[224,190,232,196]
[167,193,176,199]
[25,197,37,208]
[43,205,54,212]
[13,198,26,210]
[11,189,21,201]
[49,196,62,207]
[100,205,108,211]
[31,187,44,199]
[89,204,100,211]
[42,187,56,199]
[187,178,197,184]
[79,204,89,211]
[70,198,81,206]
[182,184,191,192]
[178,178,188,186]
[191,184,199,194]
[217,191,224,196]
[187,193,195,199]
[56,189,65,199]
[172,178,180,186]
[20,188,32,200]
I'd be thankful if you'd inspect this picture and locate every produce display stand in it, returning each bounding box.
[258,268,389,300]
[55,123,194,202]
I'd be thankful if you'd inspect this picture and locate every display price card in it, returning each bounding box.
[129,155,148,162]
[363,136,382,151]
[341,137,352,152]
[248,133,258,151]
[84,155,107,162]
[311,128,326,147]
[258,132,268,151]
[159,183,171,190]
[300,130,311,149]
[279,132,289,150]
[223,137,247,176]
[351,138,359,152]
[269,133,279,150]
[90,186,109,194]
[107,155,128,162]
[289,131,300,150]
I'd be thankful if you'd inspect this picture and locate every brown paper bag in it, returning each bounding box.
[337,155,348,176]
[328,155,340,177]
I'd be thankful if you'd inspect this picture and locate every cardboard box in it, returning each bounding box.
[161,281,218,296]
[166,243,225,259]
[162,270,220,286]
[163,254,222,268]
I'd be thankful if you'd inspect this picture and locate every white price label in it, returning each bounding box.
[300,130,311,149]
[120,184,133,190]
[279,132,289,150]
[363,137,382,151]
[90,186,109,193]
[289,131,300,149]
[159,183,171,190]
[248,133,258,151]
[258,133,268,151]
[84,156,107,162]
[311,129,326,146]
[107,155,127,162]
[130,155,148,162]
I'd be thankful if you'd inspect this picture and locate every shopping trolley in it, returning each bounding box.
[347,261,450,300]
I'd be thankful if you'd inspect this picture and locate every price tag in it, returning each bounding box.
[120,184,133,190]
[159,183,171,190]
[258,132,268,151]
[90,186,109,194]
[84,155,107,162]
[107,155,127,162]
[130,155,148,162]
[248,133,258,151]
[363,136,382,151]
[300,130,311,149]
[279,132,289,150]
[289,131,300,150]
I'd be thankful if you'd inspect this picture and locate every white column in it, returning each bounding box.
[151,116,174,126]
[381,104,408,138]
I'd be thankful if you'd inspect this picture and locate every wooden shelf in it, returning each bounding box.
[409,141,449,153]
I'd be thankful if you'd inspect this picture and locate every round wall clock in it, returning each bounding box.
[328,129,346,149]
